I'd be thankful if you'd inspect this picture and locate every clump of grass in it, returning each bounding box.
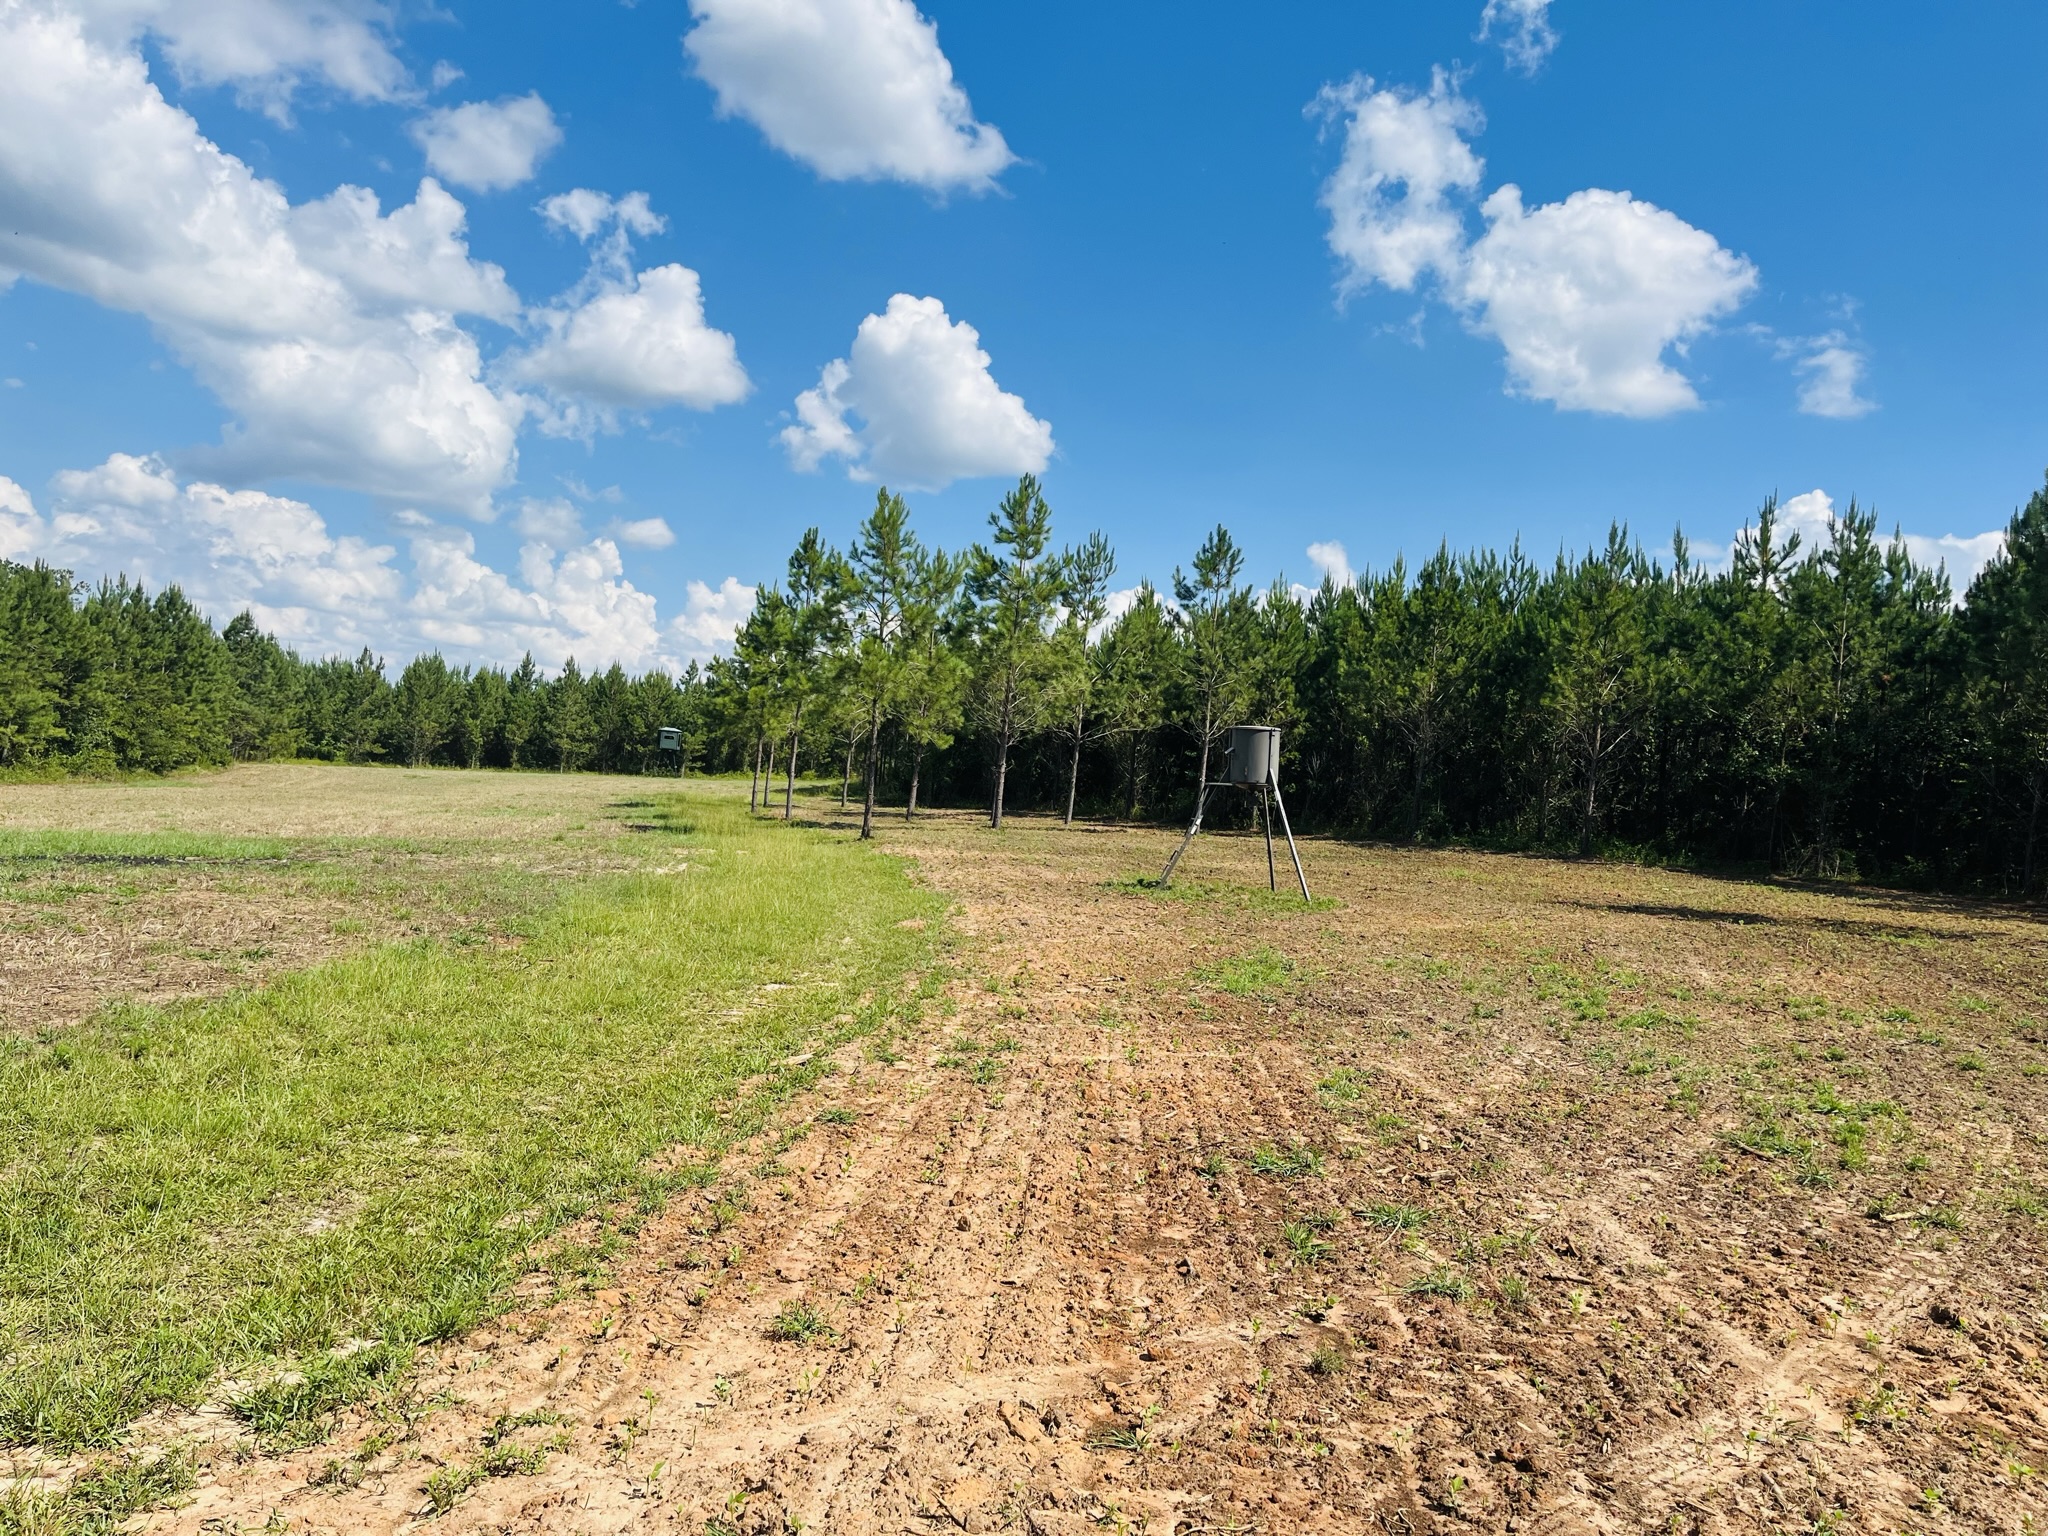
[1316,1068,1365,1101]
[1307,1343,1347,1376]
[1193,947,1298,998]
[1360,1202,1430,1231]
[228,1342,410,1449]
[0,1448,196,1533]
[1404,1266,1473,1302]
[767,1299,835,1344]
[1249,1143,1324,1179]
[1282,1221,1332,1266]
[816,1107,857,1126]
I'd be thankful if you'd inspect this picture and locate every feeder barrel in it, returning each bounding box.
[1226,725,1280,787]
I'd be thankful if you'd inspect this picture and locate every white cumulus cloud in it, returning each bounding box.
[1316,71,1758,418]
[1779,331,1877,419]
[67,0,405,116]
[683,0,1013,193]
[410,93,563,193]
[10,451,746,670]
[613,517,676,549]
[0,474,42,560]
[515,265,748,418]
[29,452,403,652]
[670,575,755,657]
[511,189,749,430]
[1740,488,2004,594]
[0,3,526,511]
[781,294,1052,491]
[1478,0,1559,75]
[1312,70,1484,294]
[1458,185,1757,416]
[1306,540,1355,588]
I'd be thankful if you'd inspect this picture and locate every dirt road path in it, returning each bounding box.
[151,810,2048,1534]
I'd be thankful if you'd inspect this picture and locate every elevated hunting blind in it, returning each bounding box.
[655,726,684,775]
[1160,724,1310,900]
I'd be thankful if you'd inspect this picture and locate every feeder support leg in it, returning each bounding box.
[1261,785,1277,891]
[1268,774,1312,902]
[1158,782,1214,889]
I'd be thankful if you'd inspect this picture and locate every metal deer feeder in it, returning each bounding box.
[1158,724,1311,900]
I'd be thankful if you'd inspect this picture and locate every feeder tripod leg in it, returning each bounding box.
[1260,785,1277,891]
[1268,775,1312,902]
[1158,782,1213,889]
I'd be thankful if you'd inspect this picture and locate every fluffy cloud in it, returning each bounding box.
[670,575,756,656]
[1458,186,1757,416]
[515,265,748,417]
[1312,71,1484,294]
[511,189,749,428]
[1306,540,1355,588]
[0,475,41,560]
[410,93,563,193]
[512,496,583,544]
[67,0,405,114]
[10,452,748,668]
[613,517,676,549]
[1316,72,1758,417]
[1747,488,2004,592]
[25,453,403,651]
[1478,0,1559,75]
[1781,331,1877,419]
[782,294,1052,491]
[683,0,1013,192]
[0,3,525,510]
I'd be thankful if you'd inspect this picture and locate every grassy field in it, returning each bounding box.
[0,769,945,1456]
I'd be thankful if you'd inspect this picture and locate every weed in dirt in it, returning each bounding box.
[1405,1266,1474,1302]
[1316,1067,1365,1101]
[1249,1143,1324,1179]
[482,1408,565,1446]
[1282,1221,1333,1266]
[1308,1343,1347,1376]
[817,1107,857,1126]
[1361,1202,1430,1231]
[767,1300,835,1344]
[1086,1407,1160,1455]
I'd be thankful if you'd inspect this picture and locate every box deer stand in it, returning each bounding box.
[1158,724,1311,901]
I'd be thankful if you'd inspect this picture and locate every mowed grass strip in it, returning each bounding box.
[0,791,944,1450]
[0,828,293,863]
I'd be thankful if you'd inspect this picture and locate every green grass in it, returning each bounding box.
[1106,875,1339,913]
[0,792,943,1451]
[1193,946,1297,998]
[0,829,292,863]
[1248,1143,1324,1179]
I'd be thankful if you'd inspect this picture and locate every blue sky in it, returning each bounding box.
[1,0,2042,668]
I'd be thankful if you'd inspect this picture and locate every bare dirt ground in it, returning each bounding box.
[0,764,663,1030]
[138,800,2048,1536]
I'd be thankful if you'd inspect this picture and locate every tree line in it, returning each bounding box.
[3,472,2045,896]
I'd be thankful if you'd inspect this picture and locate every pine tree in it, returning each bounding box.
[966,476,1065,829]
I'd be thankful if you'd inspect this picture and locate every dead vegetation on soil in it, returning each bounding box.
[22,787,2048,1534]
